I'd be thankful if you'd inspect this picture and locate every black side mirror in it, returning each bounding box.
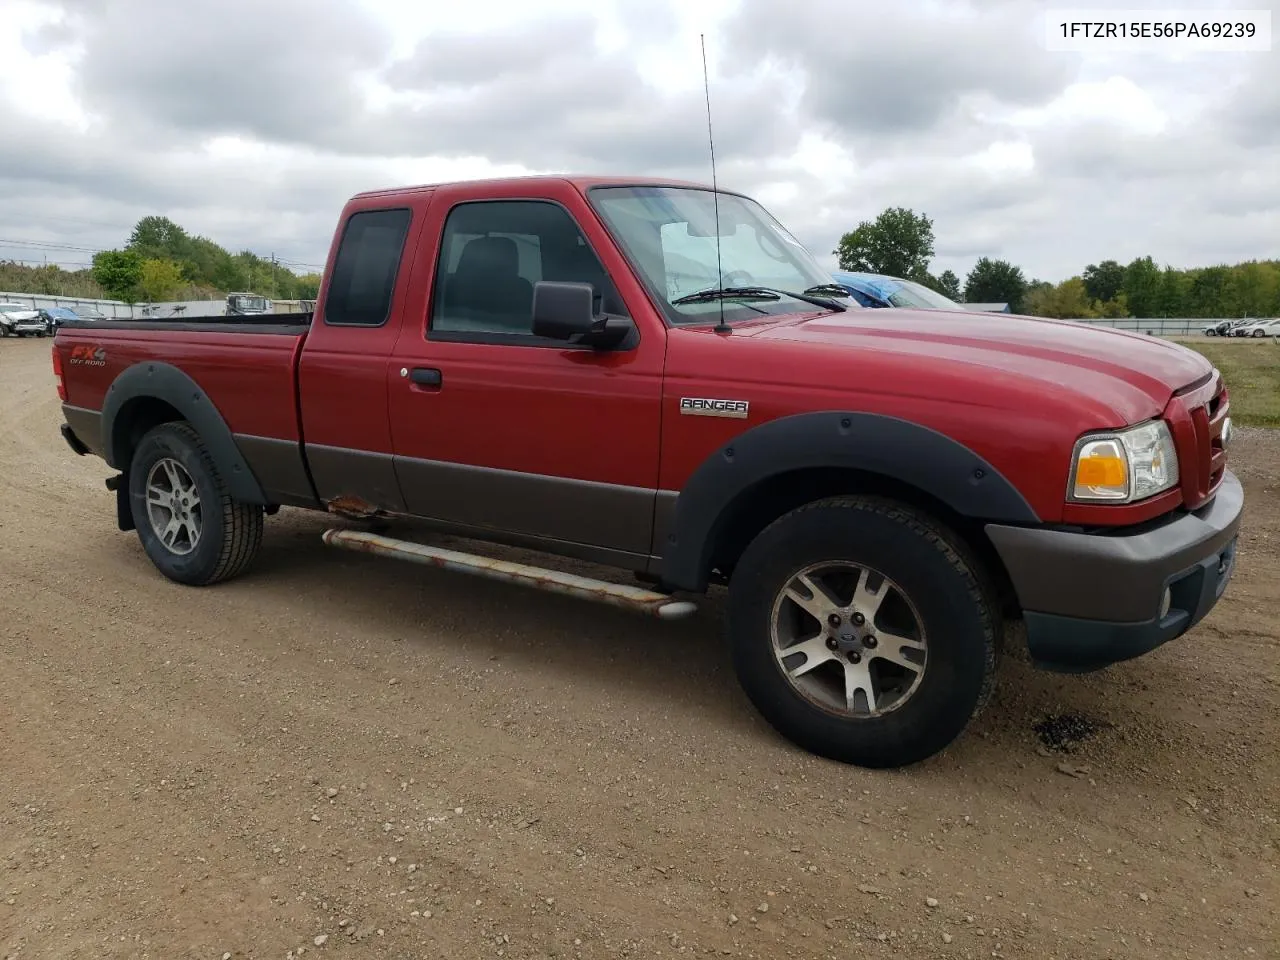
[532,281,634,350]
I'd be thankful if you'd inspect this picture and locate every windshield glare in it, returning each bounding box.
[589,186,840,324]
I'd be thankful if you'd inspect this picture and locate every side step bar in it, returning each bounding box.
[321,528,698,620]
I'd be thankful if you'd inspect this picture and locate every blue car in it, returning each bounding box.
[37,306,83,335]
[830,271,965,311]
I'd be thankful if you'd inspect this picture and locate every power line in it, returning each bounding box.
[0,238,107,253]
[0,258,95,268]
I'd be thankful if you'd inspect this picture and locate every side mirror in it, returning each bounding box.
[531,281,634,350]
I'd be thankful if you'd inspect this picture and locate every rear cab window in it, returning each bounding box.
[323,208,413,327]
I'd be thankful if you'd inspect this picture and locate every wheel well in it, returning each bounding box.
[112,396,184,469]
[703,466,1019,615]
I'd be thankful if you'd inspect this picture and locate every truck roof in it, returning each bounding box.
[351,174,720,200]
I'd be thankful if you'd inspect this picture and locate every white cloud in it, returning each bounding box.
[0,0,1275,287]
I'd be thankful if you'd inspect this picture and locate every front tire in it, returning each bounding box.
[128,421,264,585]
[727,496,999,769]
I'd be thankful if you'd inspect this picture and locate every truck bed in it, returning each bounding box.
[54,316,312,498]
[59,312,313,335]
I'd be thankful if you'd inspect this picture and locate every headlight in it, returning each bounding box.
[1069,419,1179,503]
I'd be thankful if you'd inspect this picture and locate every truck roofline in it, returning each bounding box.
[349,174,724,200]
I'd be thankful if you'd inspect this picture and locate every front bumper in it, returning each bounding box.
[985,471,1244,672]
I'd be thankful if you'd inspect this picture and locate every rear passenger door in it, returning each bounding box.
[387,187,666,566]
[298,198,426,513]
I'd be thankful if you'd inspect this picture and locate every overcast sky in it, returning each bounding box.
[0,0,1275,289]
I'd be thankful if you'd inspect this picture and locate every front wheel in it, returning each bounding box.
[128,421,264,585]
[1252,329,1265,338]
[727,496,999,768]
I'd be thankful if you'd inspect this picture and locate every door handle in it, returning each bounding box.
[409,367,442,387]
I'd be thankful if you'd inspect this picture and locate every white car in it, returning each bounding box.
[1232,318,1280,338]
[0,302,47,337]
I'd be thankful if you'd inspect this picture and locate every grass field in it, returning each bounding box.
[1177,338,1280,427]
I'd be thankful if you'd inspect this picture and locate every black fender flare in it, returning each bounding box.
[101,361,268,504]
[659,411,1039,592]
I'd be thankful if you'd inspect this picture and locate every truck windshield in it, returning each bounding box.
[589,185,841,325]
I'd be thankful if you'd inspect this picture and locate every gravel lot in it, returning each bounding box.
[2,336,1277,959]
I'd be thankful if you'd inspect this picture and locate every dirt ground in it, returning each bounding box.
[2,335,1277,960]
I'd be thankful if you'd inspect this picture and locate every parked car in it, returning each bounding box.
[829,271,966,311]
[52,174,1242,770]
[1203,319,1253,336]
[0,302,47,337]
[38,307,82,335]
[1232,318,1280,338]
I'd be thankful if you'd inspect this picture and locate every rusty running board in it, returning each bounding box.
[321,528,698,620]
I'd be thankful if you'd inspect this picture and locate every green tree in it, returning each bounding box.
[1094,292,1130,318]
[1229,260,1280,318]
[1082,260,1125,303]
[91,249,144,301]
[1024,277,1096,319]
[963,257,1028,312]
[1186,266,1230,318]
[138,258,186,302]
[1121,256,1161,317]
[833,207,935,279]
[129,215,191,257]
[295,273,323,299]
[935,269,962,301]
[1155,266,1189,317]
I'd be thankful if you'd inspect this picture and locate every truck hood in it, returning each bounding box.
[740,309,1212,424]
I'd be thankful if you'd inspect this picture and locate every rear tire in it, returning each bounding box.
[727,496,999,768]
[128,421,263,585]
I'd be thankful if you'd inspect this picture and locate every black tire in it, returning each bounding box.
[128,421,263,586]
[727,495,999,769]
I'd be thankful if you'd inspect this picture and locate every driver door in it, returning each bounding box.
[387,183,667,566]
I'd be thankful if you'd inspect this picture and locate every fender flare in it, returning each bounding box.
[659,410,1039,592]
[101,361,268,504]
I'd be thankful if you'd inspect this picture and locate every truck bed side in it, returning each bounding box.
[55,316,318,508]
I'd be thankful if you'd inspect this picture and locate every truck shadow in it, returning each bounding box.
[239,508,1246,781]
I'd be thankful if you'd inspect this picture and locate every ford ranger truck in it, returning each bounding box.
[51,176,1243,769]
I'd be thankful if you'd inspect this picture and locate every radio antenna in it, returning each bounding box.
[700,34,730,334]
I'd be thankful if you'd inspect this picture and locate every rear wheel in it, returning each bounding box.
[128,421,263,585]
[727,496,999,768]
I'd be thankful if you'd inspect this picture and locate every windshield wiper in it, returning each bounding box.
[671,286,782,305]
[672,285,847,313]
[803,283,854,301]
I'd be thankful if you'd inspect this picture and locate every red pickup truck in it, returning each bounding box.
[52,175,1242,769]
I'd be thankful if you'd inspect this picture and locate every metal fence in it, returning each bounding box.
[0,291,134,319]
[1066,317,1264,336]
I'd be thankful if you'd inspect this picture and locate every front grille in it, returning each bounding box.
[1170,372,1228,509]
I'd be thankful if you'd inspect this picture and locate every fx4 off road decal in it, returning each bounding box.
[68,345,107,367]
